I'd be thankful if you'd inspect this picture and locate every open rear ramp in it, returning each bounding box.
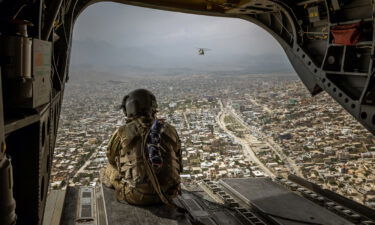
[55,183,260,225]
[220,178,354,225]
[46,178,375,225]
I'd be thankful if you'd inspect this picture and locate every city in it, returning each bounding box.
[50,71,375,209]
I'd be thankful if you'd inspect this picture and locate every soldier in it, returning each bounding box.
[101,89,182,206]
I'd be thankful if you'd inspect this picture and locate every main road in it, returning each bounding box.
[217,100,275,178]
[225,102,303,177]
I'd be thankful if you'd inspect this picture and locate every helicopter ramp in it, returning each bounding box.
[48,177,374,225]
[220,178,354,225]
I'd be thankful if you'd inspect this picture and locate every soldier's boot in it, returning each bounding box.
[100,166,114,188]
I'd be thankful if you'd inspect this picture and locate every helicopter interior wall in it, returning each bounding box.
[5,122,41,223]
[49,2,375,223]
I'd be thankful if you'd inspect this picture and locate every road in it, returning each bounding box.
[217,101,275,178]
[74,150,97,177]
[183,112,190,129]
[226,103,303,177]
[264,136,303,177]
[75,158,91,176]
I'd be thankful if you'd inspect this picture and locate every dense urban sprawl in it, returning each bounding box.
[50,72,375,208]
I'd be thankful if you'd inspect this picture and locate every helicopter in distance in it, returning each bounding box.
[197,48,211,55]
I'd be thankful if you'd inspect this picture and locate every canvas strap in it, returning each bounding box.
[142,124,205,225]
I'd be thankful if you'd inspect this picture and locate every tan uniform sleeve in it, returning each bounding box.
[169,125,182,173]
[106,130,122,167]
[163,123,183,173]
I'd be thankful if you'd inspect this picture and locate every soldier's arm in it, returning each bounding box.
[170,125,182,173]
[164,123,183,172]
[106,130,122,167]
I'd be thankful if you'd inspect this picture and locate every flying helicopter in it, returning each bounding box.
[197,48,211,55]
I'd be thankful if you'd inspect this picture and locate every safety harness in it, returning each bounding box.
[141,119,176,206]
[141,119,205,225]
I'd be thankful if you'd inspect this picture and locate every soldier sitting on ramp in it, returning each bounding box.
[101,89,182,206]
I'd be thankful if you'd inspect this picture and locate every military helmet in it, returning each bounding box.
[121,89,158,118]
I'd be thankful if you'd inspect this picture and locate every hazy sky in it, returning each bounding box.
[71,3,292,72]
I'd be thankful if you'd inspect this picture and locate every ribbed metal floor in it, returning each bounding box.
[58,183,253,225]
[102,185,188,225]
[102,184,250,225]
[220,178,354,225]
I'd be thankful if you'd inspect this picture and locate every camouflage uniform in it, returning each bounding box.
[102,117,182,206]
